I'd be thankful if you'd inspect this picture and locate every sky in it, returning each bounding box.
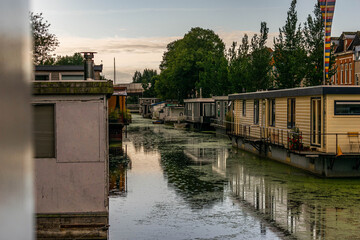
[31,0,360,84]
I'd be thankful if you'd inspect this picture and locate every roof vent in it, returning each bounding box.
[81,52,97,80]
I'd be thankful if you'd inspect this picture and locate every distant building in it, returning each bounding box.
[331,32,360,85]
[34,64,103,81]
[139,98,160,118]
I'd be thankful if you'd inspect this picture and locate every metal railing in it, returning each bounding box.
[225,120,360,155]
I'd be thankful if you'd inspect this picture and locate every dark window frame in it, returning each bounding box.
[334,100,360,115]
[269,99,276,127]
[242,100,246,116]
[287,98,296,129]
[33,104,56,158]
[254,100,259,125]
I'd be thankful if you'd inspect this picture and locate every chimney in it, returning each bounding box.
[82,52,97,80]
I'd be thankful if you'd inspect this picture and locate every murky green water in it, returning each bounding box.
[109,115,360,240]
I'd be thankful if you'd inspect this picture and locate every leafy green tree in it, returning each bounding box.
[248,22,273,91]
[141,69,158,97]
[132,70,142,83]
[273,0,307,89]
[227,35,250,93]
[156,27,229,101]
[131,69,158,98]
[42,52,84,65]
[30,12,59,65]
[227,22,272,93]
[55,52,83,65]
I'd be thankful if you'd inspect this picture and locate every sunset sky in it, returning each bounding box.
[31,0,360,83]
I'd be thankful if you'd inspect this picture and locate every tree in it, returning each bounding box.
[156,27,229,101]
[132,70,142,83]
[227,22,272,93]
[43,52,84,65]
[131,69,158,98]
[303,3,335,86]
[248,22,273,91]
[273,0,307,89]
[227,35,250,93]
[30,12,59,65]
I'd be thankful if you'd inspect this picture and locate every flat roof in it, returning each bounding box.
[212,96,229,101]
[184,98,215,103]
[229,86,360,100]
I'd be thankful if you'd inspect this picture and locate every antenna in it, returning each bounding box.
[114,57,116,84]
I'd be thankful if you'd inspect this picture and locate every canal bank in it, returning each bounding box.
[110,114,360,240]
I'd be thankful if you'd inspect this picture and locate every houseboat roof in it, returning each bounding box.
[229,86,360,100]
[212,96,229,101]
[184,98,215,103]
[35,65,103,72]
[151,101,166,106]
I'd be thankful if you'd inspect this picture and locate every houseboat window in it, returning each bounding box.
[217,102,221,117]
[335,101,360,115]
[254,100,259,125]
[35,74,49,81]
[224,101,228,116]
[287,98,296,129]
[242,100,246,116]
[61,74,84,80]
[356,74,360,85]
[33,104,55,158]
[204,103,213,117]
[269,99,275,127]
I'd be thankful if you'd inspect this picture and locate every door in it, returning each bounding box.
[311,98,322,146]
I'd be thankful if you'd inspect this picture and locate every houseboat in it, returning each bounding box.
[108,86,130,142]
[228,85,360,177]
[150,101,166,120]
[184,98,215,130]
[210,96,229,136]
[139,98,160,118]
[162,104,185,123]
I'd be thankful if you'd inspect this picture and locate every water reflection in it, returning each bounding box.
[224,149,360,240]
[111,115,360,240]
[110,115,280,239]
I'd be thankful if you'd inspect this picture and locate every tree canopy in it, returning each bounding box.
[43,52,84,65]
[30,12,59,65]
[273,0,307,89]
[156,27,229,101]
[132,69,158,98]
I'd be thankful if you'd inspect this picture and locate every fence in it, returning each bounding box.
[225,120,360,155]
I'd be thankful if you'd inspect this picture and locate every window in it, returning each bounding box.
[356,74,360,85]
[224,101,228,116]
[349,63,352,84]
[341,64,343,84]
[217,102,221,117]
[254,100,259,125]
[33,104,55,158]
[335,101,360,115]
[287,98,296,129]
[269,99,275,127]
[35,74,49,81]
[61,74,84,80]
[345,63,348,84]
[242,100,246,116]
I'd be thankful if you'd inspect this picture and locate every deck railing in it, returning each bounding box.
[225,120,360,155]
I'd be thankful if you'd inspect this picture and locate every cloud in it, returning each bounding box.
[54,29,278,83]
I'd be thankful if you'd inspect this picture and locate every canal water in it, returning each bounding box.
[109,114,360,240]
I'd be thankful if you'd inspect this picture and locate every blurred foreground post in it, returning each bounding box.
[0,0,34,239]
